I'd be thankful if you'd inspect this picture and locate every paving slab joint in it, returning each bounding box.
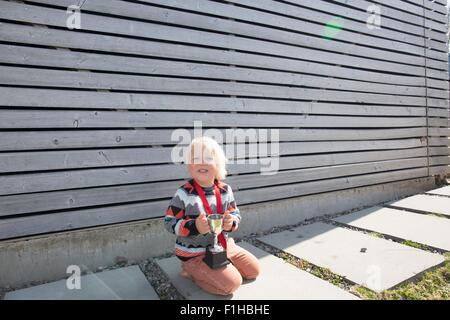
[139,258,185,300]
[381,204,450,220]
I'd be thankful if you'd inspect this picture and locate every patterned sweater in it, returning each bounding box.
[164,178,241,261]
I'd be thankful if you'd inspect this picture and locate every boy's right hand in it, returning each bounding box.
[195,212,210,234]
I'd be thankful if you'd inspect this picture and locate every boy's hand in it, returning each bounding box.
[223,210,234,231]
[195,212,210,234]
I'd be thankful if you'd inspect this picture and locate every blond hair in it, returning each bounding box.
[185,136,228,180]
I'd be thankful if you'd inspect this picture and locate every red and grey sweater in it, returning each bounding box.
[164,178,241,261]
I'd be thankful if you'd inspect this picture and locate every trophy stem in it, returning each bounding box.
[214,234,218,249]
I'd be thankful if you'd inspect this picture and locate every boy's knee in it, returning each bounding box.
[220,274,242,295]
[243,261,261,280]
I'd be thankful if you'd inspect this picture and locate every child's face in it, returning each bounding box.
[188,147,218,187]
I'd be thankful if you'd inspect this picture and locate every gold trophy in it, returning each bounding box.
[203,214,230,269]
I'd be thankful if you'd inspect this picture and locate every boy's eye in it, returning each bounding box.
[191,156,213,163]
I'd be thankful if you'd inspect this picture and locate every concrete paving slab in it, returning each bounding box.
[426,185,450,197]
[258,222,444,292]
[156,241,359,300]
[385,194,450,217]
[333,206,450,251]
[4,265,158,300]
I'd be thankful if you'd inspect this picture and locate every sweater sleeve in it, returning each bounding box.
[223,185,241,232]
[164,189,199,237]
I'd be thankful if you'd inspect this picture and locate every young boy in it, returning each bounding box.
[164,136,260,296]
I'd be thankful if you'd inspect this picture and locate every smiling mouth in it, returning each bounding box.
[198,169,208,173]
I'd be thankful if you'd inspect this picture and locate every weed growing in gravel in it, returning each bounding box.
[401,240,430,251]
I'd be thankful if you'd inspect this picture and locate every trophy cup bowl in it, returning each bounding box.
[203,214,230,269]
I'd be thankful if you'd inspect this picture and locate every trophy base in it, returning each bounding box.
[203,248,230,269]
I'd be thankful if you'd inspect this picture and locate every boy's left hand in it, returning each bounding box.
[223,211,234,231]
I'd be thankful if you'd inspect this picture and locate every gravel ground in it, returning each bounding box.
[139,256,184,300]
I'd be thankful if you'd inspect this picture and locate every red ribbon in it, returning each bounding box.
[192,179,227,250]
